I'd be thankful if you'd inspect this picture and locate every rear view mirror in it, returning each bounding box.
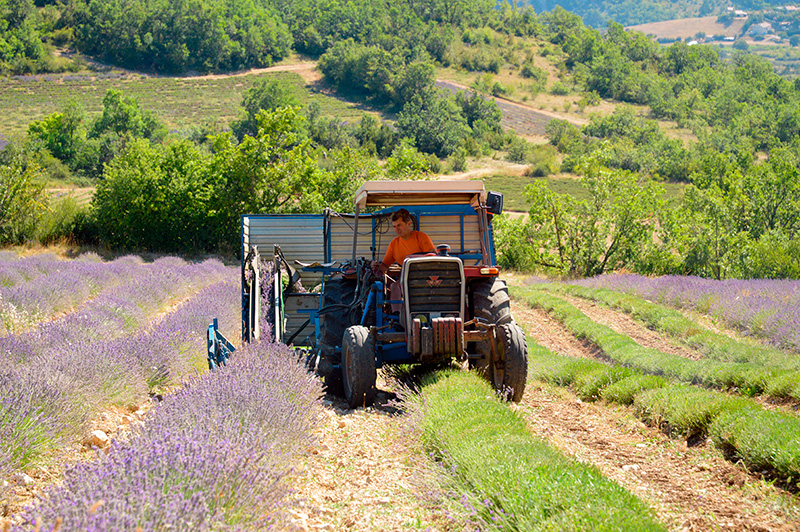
[486,191,503,215]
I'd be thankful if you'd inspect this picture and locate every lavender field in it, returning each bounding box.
[0,251,318,528]
[574,274,800,352]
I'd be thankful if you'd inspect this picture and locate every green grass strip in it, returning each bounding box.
[513,286,798,401]
[418,371,667,532]
[521,329,800,486]
[548,283,800,373]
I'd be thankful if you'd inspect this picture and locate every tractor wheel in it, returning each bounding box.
[495,323,528,402]
[469,277,513,372]
[476,323,528,402]
[319,277,356,395]
[471,278,513,326]
[320,277,357,349]
[342,325,377,408]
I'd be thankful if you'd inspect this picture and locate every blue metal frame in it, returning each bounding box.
[207,318,236,370]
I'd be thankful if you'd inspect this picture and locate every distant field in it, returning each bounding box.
[627,15,745,40]
[479,174,686,212]
[0,69,370,139]
[628,15,800,77]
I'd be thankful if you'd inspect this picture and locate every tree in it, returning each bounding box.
[231,78,301,140]
[92,139,215,251]
[27,101,85,162]
[522,146,665,277]
[396,91,469,157]
[0,157,48,244]
[209,107,327,245]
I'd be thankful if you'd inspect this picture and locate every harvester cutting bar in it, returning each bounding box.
[207,318,236,369]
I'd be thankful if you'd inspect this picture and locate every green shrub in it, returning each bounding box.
[601,374,668,405]
[634,386,755,436]
[35,196,89,245]
[573,365,635,401]
[0,159,49,244]
[710,409,800,481]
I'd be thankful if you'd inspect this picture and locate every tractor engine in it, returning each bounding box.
[401,256,465,360]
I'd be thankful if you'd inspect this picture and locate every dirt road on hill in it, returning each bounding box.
[508,291,800,532]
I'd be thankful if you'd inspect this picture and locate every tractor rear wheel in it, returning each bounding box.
[319,277,356,394]
[471,278,513,326]
[342,325,377,408]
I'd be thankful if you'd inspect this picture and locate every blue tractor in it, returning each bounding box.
[241,181,528,407]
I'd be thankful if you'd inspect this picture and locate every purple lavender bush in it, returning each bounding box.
[14,340,322,532]
[0,258,239,479]
[574,275,800,352]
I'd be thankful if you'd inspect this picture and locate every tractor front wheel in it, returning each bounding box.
[342,325,377,408]
[485,323,528,402]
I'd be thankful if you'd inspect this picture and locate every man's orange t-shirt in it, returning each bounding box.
[382,231,435,267]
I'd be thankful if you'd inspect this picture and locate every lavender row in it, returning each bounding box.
[573,274,800,352]
[0,257,232,364]
[0,274,239,485]
[1,254,153,334]
[0,252,83,288]
[13,340,321,532]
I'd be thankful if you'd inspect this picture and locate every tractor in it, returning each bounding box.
[241,180,528,407]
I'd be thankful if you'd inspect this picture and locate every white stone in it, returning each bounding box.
[83,430,110,448]
[11,473,34,486]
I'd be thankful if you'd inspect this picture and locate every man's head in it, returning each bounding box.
[391,208,414,239]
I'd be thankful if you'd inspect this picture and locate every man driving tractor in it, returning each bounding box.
[371,208,435,275]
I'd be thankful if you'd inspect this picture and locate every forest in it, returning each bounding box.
[1,0,799,280]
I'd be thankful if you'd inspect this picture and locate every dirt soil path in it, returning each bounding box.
[510,296,800,532]
[288,384,455,532]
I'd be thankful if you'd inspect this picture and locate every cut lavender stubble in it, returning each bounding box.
[573,274,800,352]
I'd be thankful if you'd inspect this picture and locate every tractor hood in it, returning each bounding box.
[353,181,486,209]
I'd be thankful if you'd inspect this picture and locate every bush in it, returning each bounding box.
[0,158,49,244]
[34,195,90,245]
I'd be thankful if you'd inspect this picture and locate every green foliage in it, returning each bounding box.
[601,374,668,405]
[93,139,215,251]
[0,157,49,244]
[209,107,326,245]
[417,370,667,531]
[383,139,433,179]
[710,409,800,482]
[27,101,85,161]
[231,78,300,141]
[396,91,469,157]
[34,195,91,245]
[493,214,538,271]
[67,0,292,73]
[522,147,665,277]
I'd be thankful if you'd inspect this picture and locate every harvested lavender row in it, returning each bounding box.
[13,340,321,532]
[0,276,240,480]
[0,257,231,364]
[0,254,149,334]
[573,274,800,352]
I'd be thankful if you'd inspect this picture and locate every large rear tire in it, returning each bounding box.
[472,278,513,326]
[319,277,356,394]
[342,325,377,408]
[475,322,528,402]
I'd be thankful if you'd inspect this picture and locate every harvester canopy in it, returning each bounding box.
[353,181,487,209]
